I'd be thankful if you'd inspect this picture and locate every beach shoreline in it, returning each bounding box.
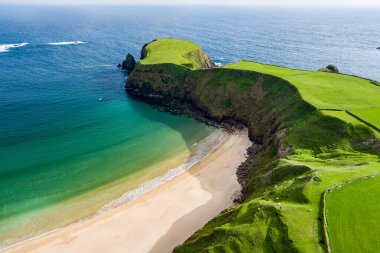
[0,127,220,250]
[3,130,251,253]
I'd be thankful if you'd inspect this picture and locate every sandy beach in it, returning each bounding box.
[3,131,251,253]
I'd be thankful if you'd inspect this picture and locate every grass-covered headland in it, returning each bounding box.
[125,38,380,253]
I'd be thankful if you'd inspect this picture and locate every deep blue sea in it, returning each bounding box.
[0,5,379,247]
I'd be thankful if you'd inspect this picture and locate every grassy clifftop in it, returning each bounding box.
[226,61,380,110]
[126,39,380,253]
[139,38,215,69]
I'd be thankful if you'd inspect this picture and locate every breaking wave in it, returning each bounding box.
[47,41,86,46]
[0,43,29,53]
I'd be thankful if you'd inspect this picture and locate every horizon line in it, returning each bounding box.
[1,3,380,7]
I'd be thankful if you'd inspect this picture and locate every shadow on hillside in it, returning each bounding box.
[126,94,244,252]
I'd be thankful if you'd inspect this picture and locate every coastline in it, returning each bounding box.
[96,129,226,215]
[0,128,218,250]
[3,130,251,253]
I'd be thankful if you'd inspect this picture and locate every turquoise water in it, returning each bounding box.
[0,56,214,246]
[1,99,213,216]
[1,5,379,247]
[0,6,216,246]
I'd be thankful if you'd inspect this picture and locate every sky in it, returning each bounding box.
[0,0,379,6]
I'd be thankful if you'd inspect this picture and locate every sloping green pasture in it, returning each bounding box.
[347,108,380,132]
[140,38,204,69]
[225,61,380,110]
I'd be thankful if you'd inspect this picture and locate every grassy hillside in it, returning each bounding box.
[126,39,380,253]
[347,108,380,132]
[226,61,380,136]
[225,61,380,110]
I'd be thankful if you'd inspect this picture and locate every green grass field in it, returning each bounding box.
[140,38,205,69]
[225,61,380,110]
[326,176,380,253]
[347,108,380,131]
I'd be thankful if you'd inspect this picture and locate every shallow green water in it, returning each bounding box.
[0,95,214,246]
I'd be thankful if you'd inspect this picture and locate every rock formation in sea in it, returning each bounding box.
[120,53,136,74]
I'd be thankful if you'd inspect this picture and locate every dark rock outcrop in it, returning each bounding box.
[318,64,339,73]
[121,53,136,74]
[326,64,339,73]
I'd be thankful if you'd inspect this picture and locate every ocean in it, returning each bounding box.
[0,5,379,248]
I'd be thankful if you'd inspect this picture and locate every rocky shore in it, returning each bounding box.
[125,91,258,201]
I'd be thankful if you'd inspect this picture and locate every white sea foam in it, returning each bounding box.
[0,43,29,53]
[101,64,116,69]
[47,41,86,45]
[215,62,223,67]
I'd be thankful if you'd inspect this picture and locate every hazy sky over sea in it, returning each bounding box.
[0,0,379,6]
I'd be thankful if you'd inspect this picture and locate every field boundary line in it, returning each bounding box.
[319,109,344,112]
[345,110,380,133]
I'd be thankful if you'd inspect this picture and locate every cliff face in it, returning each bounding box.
[128,63,322,198]
[126,62,315,182]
